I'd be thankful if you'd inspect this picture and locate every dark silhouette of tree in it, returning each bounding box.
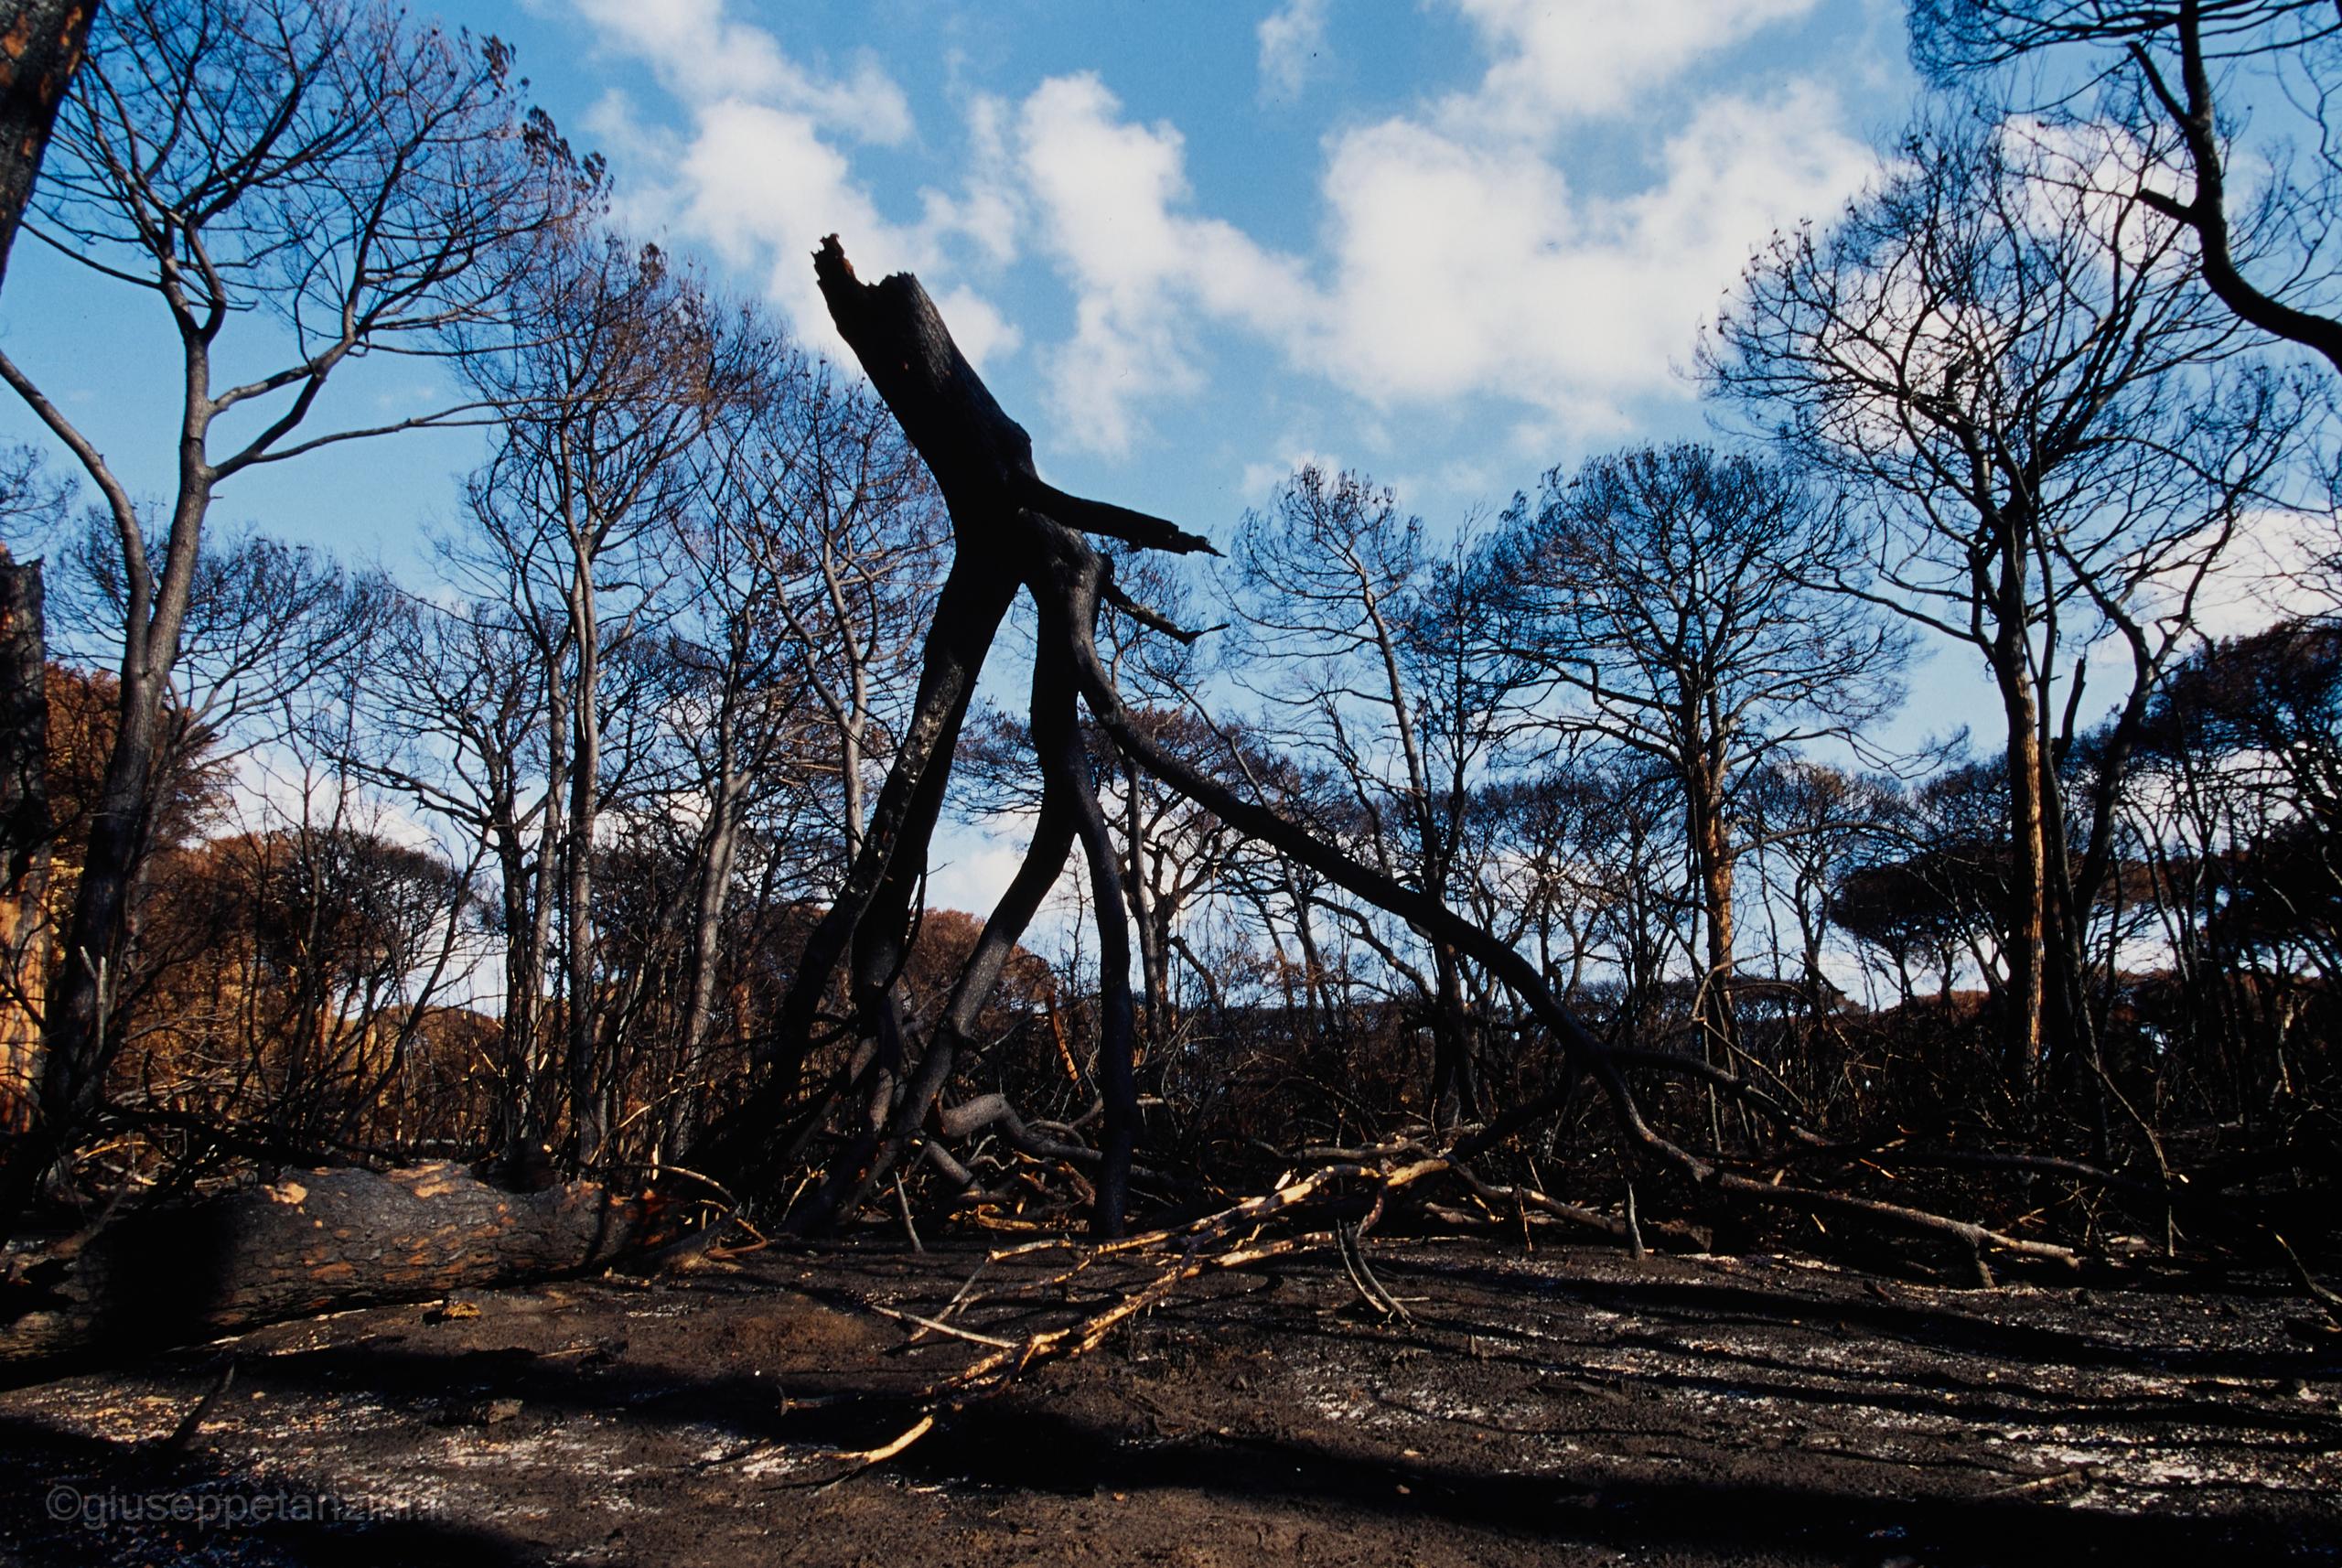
[1831,765,2016,1011]
[1230,467,1523,1125]
[1488,443,1904,1061]
[2123,619,2342,1107]
[1706,104,2305,1081]
[1912,0,2342,371]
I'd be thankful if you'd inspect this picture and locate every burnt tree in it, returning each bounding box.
[693,238,2110,1277]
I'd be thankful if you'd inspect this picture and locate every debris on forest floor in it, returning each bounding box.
[0,1239,2335,1567]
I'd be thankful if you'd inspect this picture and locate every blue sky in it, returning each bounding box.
[0,0,1922,575]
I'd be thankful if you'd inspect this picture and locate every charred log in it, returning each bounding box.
[1,1162,661,1366]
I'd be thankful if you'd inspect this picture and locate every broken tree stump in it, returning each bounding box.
[0,1161,662,1367]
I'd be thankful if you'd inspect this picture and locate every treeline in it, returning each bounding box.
[0,0,2335,1256]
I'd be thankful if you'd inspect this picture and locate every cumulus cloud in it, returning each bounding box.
[1313,84,1874,428]
[1015,75,1316,450]
[1438,0,1821,135]
[1258,0,1331,102]
[671,102,886,356]
[565,2,1020,371]
[1011,61,1867,449]
[569,0,914,145]
[572,0,1870,456]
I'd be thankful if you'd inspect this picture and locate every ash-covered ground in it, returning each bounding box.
[1,1239,2337,1566]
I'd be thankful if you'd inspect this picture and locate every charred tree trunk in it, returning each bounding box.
[565,553,606,1171]
[0,1,95,291]
[691,239,1208,1231]
[668,746,744,1156]
[1986,503,2051,1088]
[1687,767,1737,1047]
[1427,940,1478,1128]
[1035,562,1139,1233]
[489,821,547,1175]
[790,752,1079,1234]
[0,548,46,1132]
[1,1162,661,1366]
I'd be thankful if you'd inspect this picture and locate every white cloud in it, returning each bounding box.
[671,101,891,359]
[568,0,914,145]
[1258,0,1331,102]
[933,285,1024,371]
[1302,16,1870,428]
[999,1,1865,449]
[1241,445,1345,499]
[924,832,1033,920]
[1015,74,1316,451]
[2136,509,2341,643]
[1439,0,1821,136]
[1014,66,1867,449]
[921,94,1023,268]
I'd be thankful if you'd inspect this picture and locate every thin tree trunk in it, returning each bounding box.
[1994,584,2048,1086]
[527,678,566,1170]
[1428,941,1477,1126]
[492,826,543,1170]
[670,747,742,1155]
[1122,759,1171,1058]
[1687,768,1738,1055]
[0,550,47,1131]
[21,436,216,1219]
[566,553,603,1169]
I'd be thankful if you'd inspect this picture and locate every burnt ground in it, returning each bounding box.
[0,1237,2337,1567]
